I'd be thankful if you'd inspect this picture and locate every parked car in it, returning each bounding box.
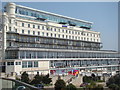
[80,83,88,87]
[16,86,26,90]
[34,84,44,89]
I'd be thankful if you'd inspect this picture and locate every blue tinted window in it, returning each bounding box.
[16,7,92,29]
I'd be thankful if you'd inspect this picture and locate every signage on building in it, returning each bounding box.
[62,25,67,28]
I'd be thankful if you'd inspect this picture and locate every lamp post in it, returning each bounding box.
[118,59,120,74]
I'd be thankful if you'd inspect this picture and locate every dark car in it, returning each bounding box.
[35,84,44,89]
[16,86,26,90]
[80,83,88,87]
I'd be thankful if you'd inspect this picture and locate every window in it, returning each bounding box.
[81,37,83,40]
[54,34,56,37]
[7,62,14,65]
[11,62,14,65]
[54,28,56,31]
[9,42,11,46]
[28,24,30,28]
[91,38,92,41]
[98,35,100,37]
[75,37,77,39]
[72,36,74,39]
[42,32,44,36]
[72,31,74,34]
[69,31,71,34]
[75,31,77,34]
[51,27,53,31]
[22,23,24,27]
[66,30,68,33]
[66,35,68,39]
[97,39,98,42]
[46,33,49,36]
[81,32,83,35]
[38,31,40,35]
[58,29,60,32]
[91,34,92,36]
[9,19,11,24]
[22,61,38,68]
[84,37,86,40]
[33,31,35,35]
[15,22,17,26]
[47,27,49,30]
[15,29,17,32]
[33,25,35,28]
[69,36,71,39]
[22,61,27,68]
[34,61,38,67]
[28,61,32,67]
[26,11,28,15]
[87,38,89,41]
[7,62,11,65]
[9,27,11,31]
[22,30,24,33]
[31,13,33,16]
[16,62,21,65]
[58,34,60,38]
[87,33,89,36]
[38,25,40,29]
[28,30,30,34]
[51,33,53,37]
[42,26,44,30]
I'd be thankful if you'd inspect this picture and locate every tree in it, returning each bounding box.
[30,73,43,85]
[86,81,96,89]
[66,83,77,90]
[30,73,52,85]
[86,82,103,90]
[107,74,120,87]
[54,79,66,90]
[83,75,100,83]
[83,75,92,83]
[42,74,52,84]
[21,71,30,84]
[94,85,103,90]
[108,84,120,90]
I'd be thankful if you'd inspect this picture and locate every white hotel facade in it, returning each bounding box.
[0,2,120,75]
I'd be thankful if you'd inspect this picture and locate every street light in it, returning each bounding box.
[118,59,120,74]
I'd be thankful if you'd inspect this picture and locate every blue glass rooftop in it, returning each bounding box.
[15,4,92,29]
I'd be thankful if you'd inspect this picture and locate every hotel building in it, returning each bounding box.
[0,2,120,75]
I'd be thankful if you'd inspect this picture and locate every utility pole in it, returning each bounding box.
[117,59,120,74]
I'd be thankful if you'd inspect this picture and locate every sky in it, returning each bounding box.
[2,2,118,51]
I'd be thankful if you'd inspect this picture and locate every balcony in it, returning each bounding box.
[80,26,91,29]
[59,22,67,24]
[35,17,46,21]
[69,23,76,26]
[68,21,76,26]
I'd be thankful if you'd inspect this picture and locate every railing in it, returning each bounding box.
[0,77,38,90]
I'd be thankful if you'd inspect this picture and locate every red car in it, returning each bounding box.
[80,83,88,87]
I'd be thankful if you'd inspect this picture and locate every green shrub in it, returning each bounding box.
[54,79,66,90]
[21,71,30,84]
[108,84,120,90]
[66,83,77,90]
